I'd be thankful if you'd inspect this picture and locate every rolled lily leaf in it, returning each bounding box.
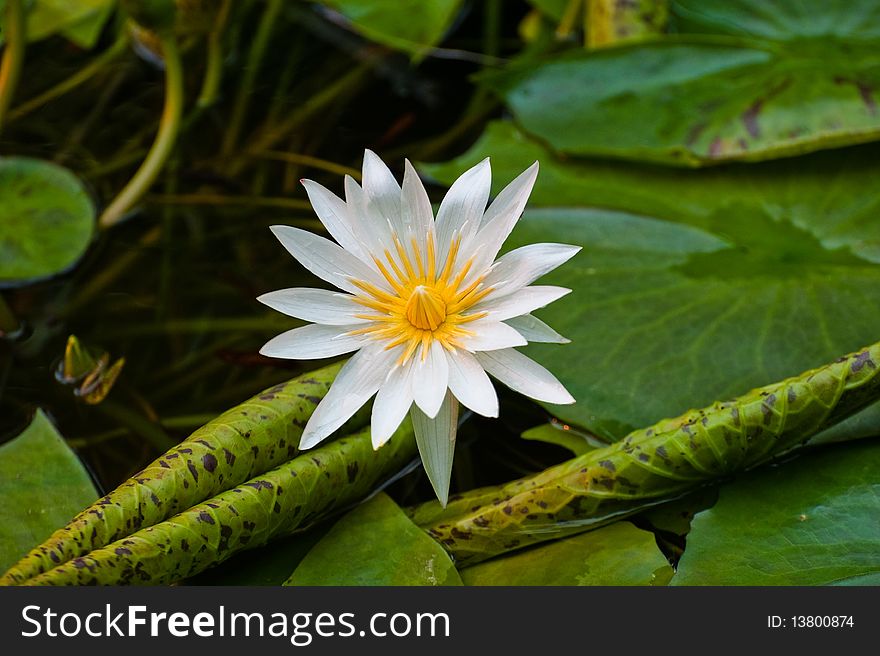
[411,341,880,566]
[1,362,346,586]
[17,423,416,586]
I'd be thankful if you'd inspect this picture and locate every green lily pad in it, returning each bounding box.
[521,422,604,455]
[0,157,95,287]
[422,122,880,441]
[484,0,880,165]
[284,492,462,586]
[460,521,670,586]
[186,523,333,585]
[673,439,880,585]
[317,0,462,57]
[0,409,98,574]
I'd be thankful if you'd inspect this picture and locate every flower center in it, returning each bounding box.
[405,285,447,331]
[347,231,493,364]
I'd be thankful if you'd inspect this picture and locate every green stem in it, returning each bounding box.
[98,32,185,229]
[145,192,313,212]
[226,60,374,177]
[0,294,18,336]
[219,0,282,159]
[95,400,176,452]
[484,0,501,58]
[61,225,161,316]
[0,0,25,133]
[196,0,231,109]
[7,35,129,123]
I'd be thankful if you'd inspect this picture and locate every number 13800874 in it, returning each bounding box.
[768,616,854,629]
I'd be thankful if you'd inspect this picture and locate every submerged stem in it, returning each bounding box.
[219,0,282,158]
[7,35,129,123]
[98,32,185,229]
[196,0,232,108]
[0,0,25,133]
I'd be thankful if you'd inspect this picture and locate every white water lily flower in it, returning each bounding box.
[258,150,577,504]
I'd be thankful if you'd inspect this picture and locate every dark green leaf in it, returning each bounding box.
[411,341,880,566]
[422,122,880,441]
[460,521,669,586]
[0,410,98,573]
[285,492,461,586]
[673,438,880,585]
[670,0,880,41]
[12,424,416,585]
[484,0,880,165]
[0,0,115,48]
[521,422,603,455]
[1,364,348,585]
[317,0,462,56]
[186,524,333,585]
[0,157,95,287]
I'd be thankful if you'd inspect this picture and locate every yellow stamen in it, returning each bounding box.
[437,235,461,286]
[371,255,406,295]
[348,229,494,362]
[393,235,417,281]
[405,285,446,331]
[411,236,425,279]
[426,231,437,280]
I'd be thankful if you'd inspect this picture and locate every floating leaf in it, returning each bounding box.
[410,341,880,566]
[0,410,98,573]
[16,423,416,585]
[422,122,880,441]
[586,0,668,49]
[460,521,668,586]
[484,0,880,165]
[0,157,95,287]
[0,0,115,48]
[187,525,333,586]
[673,438,880,585]
[1,362,347,585]
[286,492,461,586]
[521,421,603,456]
[317,0,462,56]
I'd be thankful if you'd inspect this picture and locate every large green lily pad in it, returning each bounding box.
[460,521,671,586]
[673,439,880,585]
[0,157,95,287]
[284,492,462,586]
[484,0,880,165]
[0,410,98,574]
[422,122,880,440]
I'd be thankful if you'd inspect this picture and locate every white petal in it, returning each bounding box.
[401,159,433,246]
[446,349,498,417]
[475,348,575,404]
[257,288,366,325]
[467,161,539,269]
[412,340,449,418]
[299,344,397,449]
[435,158,491,268]
[459,319,527,352]
[344,174,395,257]
[483,243,581,298]
[362,149,402,234]
[259,323,365,359]
[270,225,390,295]
[301,180,371,263]
[411,391,459,506]
[473,285,571,321]
[370,363,414,448]
[505,314,570,344]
